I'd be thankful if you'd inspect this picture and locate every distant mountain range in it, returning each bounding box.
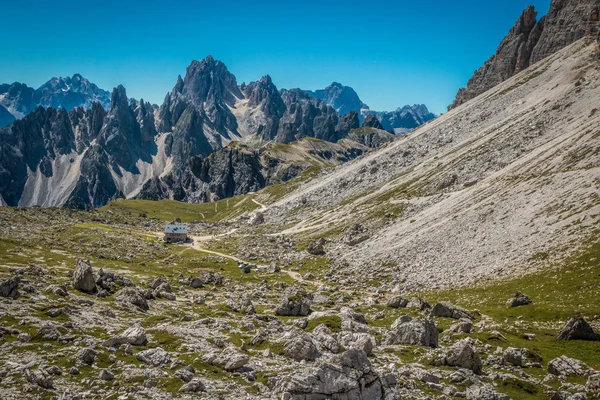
[0,74,110,126]
[0,57,424,209]
[305,82,436,134]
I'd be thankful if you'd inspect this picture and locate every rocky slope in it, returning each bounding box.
[450,0,600,109]
[259,38,600,291]
[0,75,110,126]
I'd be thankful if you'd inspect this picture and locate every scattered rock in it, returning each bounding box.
[558,317,600,341]
[136,347,171,367]
[77,348,98,365]
[507,292,532,307]
[386,296,408,308]
[431,302,473,319]
[276,292,312,316]
[103,323,148,347]
[548,355,592,377]
[307,238,326,256]
[443,339,483,374]
[283,330,320,361]
[73,258,96,293]
[116,287,149,311]
[25,368,54,389]
[465,383,510,400]
[382,317,438,348]
[0,276,20,299]
[179,378,205,393]
[248,212,264,225]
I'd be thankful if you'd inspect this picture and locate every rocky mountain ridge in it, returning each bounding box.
[0,57,396,209]
[0,74,111,126]
[450,0,600,109]
[305,81,436,132]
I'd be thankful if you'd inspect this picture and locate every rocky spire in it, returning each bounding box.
[362,114,384,130]
[449,0,600,110]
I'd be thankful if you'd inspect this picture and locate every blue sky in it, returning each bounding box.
[1,0,551,114]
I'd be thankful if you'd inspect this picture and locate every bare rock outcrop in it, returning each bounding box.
[273,349,400,400]
[450,0,599,109]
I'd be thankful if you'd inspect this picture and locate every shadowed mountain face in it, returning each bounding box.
[0,75,110,126]
[450,0,600,110]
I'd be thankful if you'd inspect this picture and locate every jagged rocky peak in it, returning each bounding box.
[36,73,111,111]
[362,114,384,130]
[244,75,282,108]
[450,0,600,110]
[181,56,242,106]
[306,81,369,116]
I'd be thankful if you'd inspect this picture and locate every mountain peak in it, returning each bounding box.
[110,85,129,111]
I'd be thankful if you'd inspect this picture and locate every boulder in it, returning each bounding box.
[466,384,510,400]
[503,347,523,367]
[202,351,249,371]
[382,317,438,348]
[283,330,320,361]
[338,332,375,356]
[38,322,61,340]
[99,369,114,381]
[558,318,600,341]
[223,354,250,371]
[276,293,312,316]
[430,302,473,319]
[273,349,398,400]
[444,339,483,374]
[116,287,149,311]
[179,378,205,393]
[312,324,340,354]
[25,369,54,389]
[136,347,171,367]
[102,323,147,347]
[386,296,408,308]
[548,355,592,377]
[77,348,98,365]
[507,292,532,307]
[449,318,473,334]
[587,374,600,393]
[248,212,264,225]
[0,276,20,299]
[407,297,430,310]
[186,276,204,288]
[73,258,96,293]
[226,295,256,314]
[307,238,326,256]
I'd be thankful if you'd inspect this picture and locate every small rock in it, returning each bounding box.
[179,378,205,393]
[99,369,114,381]
[77,348,98,365]
[507,292,532,307]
